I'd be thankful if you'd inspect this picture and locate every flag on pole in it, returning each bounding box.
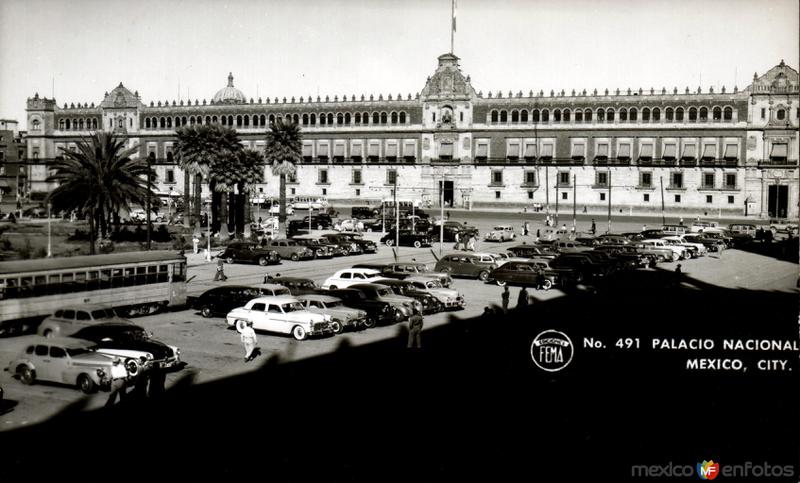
[452,0,457,32]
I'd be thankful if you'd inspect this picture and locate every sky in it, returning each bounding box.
[0,0,797,128]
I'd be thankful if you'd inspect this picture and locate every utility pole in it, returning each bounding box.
[47,202,52,258]
[555,175,559,227]
[660,176,666,226]
[572,174,577,232]
[394,176,399,250]
[607,170,612,234]
[146,154,152,250]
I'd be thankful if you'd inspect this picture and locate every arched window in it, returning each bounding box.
[723,107,732,121]
[629,108,638,121]
[319,113,326,125]
[212,116,218,124]
[391,112,398,124]
[521,110,529,123]
[302,113,309,125]
[227,115,233,126]
[160,117,166,128]
[78,119,84,130]
[531,109,540,123]
[584,109,591,122]
[145,118,151,129]
[541,109,549,122]
[269,114,275,125]
[491,110,498,123]
[236,115,243,127]
[665,108,674,121]
[380,112,387,124]
[189,117,195,125]
[500,110,508,123]
[619,108,627,121]
[606,108,614,122]
[642,108,650,121]
[399,112,406,123]
[699,107,708,121]
[327,113,334,125]
[712,107,722,121]
[676,107,684,121]
[345,112,351,124]
[167,151,173,163]
[575,109,583,122]
[596,109,605,121]
[777,109,786,120]
[688,107,697,121]
[354,113,361,124]
[292,114,299,124]
[512,110,520,123]
[182,116,187,126]
[167,117,173,128]
[247,115,253,127]
[260,114,266,126]
[337,113,344,125]
[58,119,65,130]
[310,113,316,125]
[553,109,561,122]
[92,119,98,129]
[66,119,72,130]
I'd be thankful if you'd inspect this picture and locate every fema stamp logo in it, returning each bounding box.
[530,330,574,372]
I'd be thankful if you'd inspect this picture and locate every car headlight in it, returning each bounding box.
[96,368,106,377]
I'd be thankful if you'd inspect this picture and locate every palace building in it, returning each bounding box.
[24,54,800,218]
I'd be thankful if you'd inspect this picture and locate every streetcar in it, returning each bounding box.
[0,251,187,334]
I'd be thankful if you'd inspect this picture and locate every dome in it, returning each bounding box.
[212,73,246,104]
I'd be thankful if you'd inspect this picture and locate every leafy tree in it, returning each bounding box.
[264,119,302,236]
[46,132,150,254]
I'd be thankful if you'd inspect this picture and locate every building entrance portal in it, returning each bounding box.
[767,185,789,218]
[439,180,454,207]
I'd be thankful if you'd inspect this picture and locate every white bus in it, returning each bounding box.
[291,196,329,210]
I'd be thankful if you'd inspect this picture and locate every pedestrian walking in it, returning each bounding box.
[105,360,129,407]
[642,224,647,232]
[674,264,683,287]
[453,231,461,250]
[241,321,258,362]
[679,217,684,226]
[446,210,451,220]
[467,234,477,251]
[591,219,596,235]
[536,228,540,241]
[517,287,530,309]
[213,257,228,281]
[501,286,510,314]
[192,232,201,254]
[407,313,423,349]
[561,223,567,232]
[522,222,529,236]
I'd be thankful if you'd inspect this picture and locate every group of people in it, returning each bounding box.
[453,232,478,251]
[106,361,168,407]
[500,285,531,313]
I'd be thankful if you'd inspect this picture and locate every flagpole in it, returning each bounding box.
[451,0,455,54]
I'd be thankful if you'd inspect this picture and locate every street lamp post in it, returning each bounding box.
[47,202,52,258]
[146,155,152,250]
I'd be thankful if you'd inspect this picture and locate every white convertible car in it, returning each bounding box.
[226,296,335,341]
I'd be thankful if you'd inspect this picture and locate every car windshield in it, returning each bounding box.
[415,265,431,272]
[364,273,380,279]
[326,300,341,308]
[281,302,305,312]
[67,347,92,357]
[300,281,316,288]
[377,288,393,297]
[91,309,116,319]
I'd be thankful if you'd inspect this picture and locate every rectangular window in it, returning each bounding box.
[561,192,568,200]
[643,193,650,202]
[166,169,175,183]
[641,172,652,187]
[318,170,328,184]
[706,195,713,204]
[356,188,361,196]
[596,172,608,186]
[728,195,734,204]
[672,173,683,188]
[387,170,397,185]
[528,191,534,199]
[322,188,327,196]
[491,170,503,185]
[600,192,606,201]
[525,171,536,185]
[291,188,296,195]
[495,191,501,199]
[559,172,570,186]
[352,170,362,184]
[674,194,681,203]
[703,173,714,188]
[725,173,736,188]
[761,108,766,119]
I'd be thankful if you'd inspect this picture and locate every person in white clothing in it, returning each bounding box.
[241,321,258,362]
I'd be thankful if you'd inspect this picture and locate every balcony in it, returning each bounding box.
[758,158,797,167]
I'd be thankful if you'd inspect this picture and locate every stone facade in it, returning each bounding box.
[24,54,800,218]
[0,119,27,200]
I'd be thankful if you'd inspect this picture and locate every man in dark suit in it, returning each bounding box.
[407,314,424,349]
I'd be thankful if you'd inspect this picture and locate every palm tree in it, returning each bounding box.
[174,124,242,230]
[47,132,150,254]
[236,149,266,238]
[264,119,302,236]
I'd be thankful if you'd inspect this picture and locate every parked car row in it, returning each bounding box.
[219,232,379,266]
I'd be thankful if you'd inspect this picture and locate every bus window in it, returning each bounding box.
[124,267,136,287]
[61,273,74,293]
[20,277,33,298]
[136,266,147,285]
[172,263,186,282]
[158,265,169,283]
[47,274,60,295]
[86,271,99,291]
[100,269,112,289]
[34,276,47,297]
[111,268,124,288]
[147,265,158,284]
[74,272,87,292]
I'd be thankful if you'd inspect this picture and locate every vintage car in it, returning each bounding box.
[295,294,369,333]
[554,240,595,254]
[640,239,686,260]
[593,245,652,268]
[596,234,633,245]
[322,268,383,289]
[319,233,364,255]
[259,239,315,261]
[548,254,610,282]
[353,262,453,287]
[268,203,294,216]
[319,288,399,327]
[689,220,720,233]
[37,305,134,339]
[434,253,498,281]
[267,276,320,296]
[728,223,758,236]
[484,225,516,242]
[768,218,799,235]
[71,322,182,371]
[335,232,379,254]
[351,206,376,219]
[661,224,689,236]
[8,338,130,393]
[194,285,289,318]
[487,261,557,289]
[348,283,421,318]
[226,296,334,341]
[372,278,443,315]
[380,230,432,248]
[633,242,676,262]
[301,214,334,230]
[661,235,707,257]
[219,241,281,266]
[291,234,343,257]
[506,244,557,259]
[403,276,465,309]
[486,251,533,267]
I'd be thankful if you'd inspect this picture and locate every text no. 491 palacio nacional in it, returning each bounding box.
[24,54,799,218]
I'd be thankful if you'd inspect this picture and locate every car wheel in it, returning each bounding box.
[366,228,372,233]
[77,374,96,394]
[541,279,553,291]
[413,241,422,248]
[200,306,213,318]
[226,257,235,264]
[440,266,453,274]
[258,256,269,266]
[43,328,54,338]
[155,217,162,223]
[328,285,338,290]
[657,255,665,263]
[19,366,35,385]
[330,320,343,334]
[292,325,307,341]
[385,239,394,246]
[235,319,248,333]
[496,280,507,286]
[478,270,489,282]
[363,318,377,329]
[291,253,300,262]
[317,224,324,231]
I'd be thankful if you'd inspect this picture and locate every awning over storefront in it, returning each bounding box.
[540,144,554,158]
[770,143,788,158]
[524,144,536,158]
[439,142,453,157]
[334,144,345,157]
[681,144,696,159]
[723,144,738,160]
[507,143,520,157]
[662,144,677,159]
[476,144,489,158]
[639,144,654,158]
[595,144,609,158]
[702,144,717,159]
[386,143,398,157]
[617,144,631,159]
[571,144,585,159]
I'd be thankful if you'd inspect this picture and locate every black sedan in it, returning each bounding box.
[194,285,277,318]
[71,322,182,370]
[380,230,432,248]
[219,242,281,266]
[372,278,443,314]
[487,261,554,289]
[268,276,319,295]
